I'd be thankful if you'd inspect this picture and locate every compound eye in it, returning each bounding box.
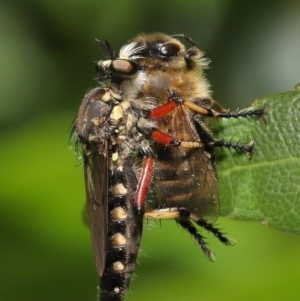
[110,59,138,77]
[159,42,180,57]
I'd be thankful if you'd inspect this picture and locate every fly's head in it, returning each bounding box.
[95,33,209,89]
[94,34,212,118]
[130,33,209,72]
[95,38,144,86]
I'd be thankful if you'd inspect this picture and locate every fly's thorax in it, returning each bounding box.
[140,68,211,107]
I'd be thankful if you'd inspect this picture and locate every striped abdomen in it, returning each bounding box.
[100,160,143,301]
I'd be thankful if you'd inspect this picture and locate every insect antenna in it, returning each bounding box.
[172,34,202,50]
[95,39,116,59]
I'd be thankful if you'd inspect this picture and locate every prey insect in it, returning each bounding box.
[73,33,264,301]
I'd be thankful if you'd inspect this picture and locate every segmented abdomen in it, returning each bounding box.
[100,161,143,301]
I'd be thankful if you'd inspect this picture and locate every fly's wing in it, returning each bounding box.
[186,98,220,220]
[153,105,219,221]
[76,87,112,277]
[189,147,219,221]
[83,146,108,277]
[182,105,219,221]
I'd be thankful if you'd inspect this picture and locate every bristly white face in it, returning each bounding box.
[119,42,146,60]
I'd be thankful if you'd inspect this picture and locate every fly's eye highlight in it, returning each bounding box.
[110,59,138,78]
[158,42,180,57]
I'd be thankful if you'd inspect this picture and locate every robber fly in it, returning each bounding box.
[73,33,264,301]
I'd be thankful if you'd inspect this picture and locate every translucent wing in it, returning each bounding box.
[76,88,111,276]
[83,147,108,276]
[152,105,219,220]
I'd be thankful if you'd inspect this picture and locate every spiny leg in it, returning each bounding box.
[144,208,234,260]
[150,89,265,120]
[209,139,255,154]
[193,118,255,155]
[150,127,255,155]
[180,96,265,120]
[180,208,234,246]
[191,215,234,246]
[209,106,266,119]
[147,90,263,153]
[176,217,215,261]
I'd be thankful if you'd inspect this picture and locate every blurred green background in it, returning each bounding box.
[1,0,300,300]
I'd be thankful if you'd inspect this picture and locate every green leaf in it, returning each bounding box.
[217,86,300,234]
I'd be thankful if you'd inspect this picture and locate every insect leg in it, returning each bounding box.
[149,89,209,119]
[148,91,264,151]
[209,106,266,119]
[183,90,265,119]
[209,139,255,155]
[144,208,181,219]
[150,89,265,120]
[188,212,234,246]
[148,95,256,153]
[150,129,204,148]
[183,99,265,119]
[176,217,215,261]
[149,99,178,118]
[145,91,208,148]
[134,156,154,214]
[144,208,233,260]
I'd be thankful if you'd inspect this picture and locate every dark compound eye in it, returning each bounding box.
[158,42,180,57]
[110,59,138,78]
[144,40,181,59]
